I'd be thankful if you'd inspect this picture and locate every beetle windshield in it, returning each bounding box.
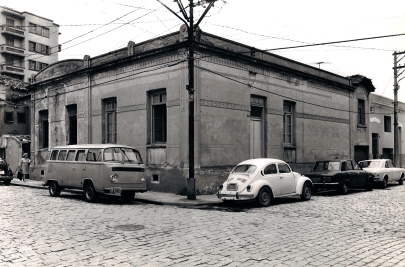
[231,164,257,174]
[359,161,381,168]
[103,147,143,164]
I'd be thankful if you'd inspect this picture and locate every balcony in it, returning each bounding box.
[0,63,25,77]
[0,44,25,57]
[1,25,25,39]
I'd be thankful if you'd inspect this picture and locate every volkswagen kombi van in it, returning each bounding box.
[43,144,147,202]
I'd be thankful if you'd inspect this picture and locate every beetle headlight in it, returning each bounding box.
[110,173,119,183]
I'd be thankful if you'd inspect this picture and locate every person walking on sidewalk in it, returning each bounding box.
[19,153,31,182]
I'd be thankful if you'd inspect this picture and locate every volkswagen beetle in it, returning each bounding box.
[217,158,313,207]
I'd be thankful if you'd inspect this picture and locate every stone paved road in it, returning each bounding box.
[1,183,404,267]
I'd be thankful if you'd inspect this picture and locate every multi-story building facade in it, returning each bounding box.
[28,28,375,194]
[0,6,60,83]
[369,93,405,167]
[0,74,30,173]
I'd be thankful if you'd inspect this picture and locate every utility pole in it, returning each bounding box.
[393,51,405,167]
[156,0,217,200]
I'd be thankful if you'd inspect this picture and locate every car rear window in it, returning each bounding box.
[232,164,257,174]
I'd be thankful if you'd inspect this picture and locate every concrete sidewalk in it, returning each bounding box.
[8,179,223,207]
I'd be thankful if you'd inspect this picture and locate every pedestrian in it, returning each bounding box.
[19,153,31,182]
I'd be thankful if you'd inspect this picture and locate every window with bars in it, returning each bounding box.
[104,99,117,144]
[151,91,167,143]
[358,99,366,125]
[283,102,295,145]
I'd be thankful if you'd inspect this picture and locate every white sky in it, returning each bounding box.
[3,0,405,101]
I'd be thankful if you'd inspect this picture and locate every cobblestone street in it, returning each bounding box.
[1,184,404,267]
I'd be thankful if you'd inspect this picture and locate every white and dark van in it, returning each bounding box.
[43,144,147,202]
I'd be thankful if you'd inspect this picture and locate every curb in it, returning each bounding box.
[9,180,223,207]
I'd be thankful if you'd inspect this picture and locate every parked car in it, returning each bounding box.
[43,144,147,202]
[358,159,405,188]
[217,158,313,207]
[0,158,13,186]
[304,159,375,194]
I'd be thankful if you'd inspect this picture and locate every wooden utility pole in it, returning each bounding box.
[393,51,405,167]
[156,0,217,200]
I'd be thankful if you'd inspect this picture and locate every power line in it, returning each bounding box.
[267,33,405,51]
[210,24,397,52]
[194,64,395,116]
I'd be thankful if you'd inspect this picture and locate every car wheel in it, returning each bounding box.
[399,176,404,185]
[256,187,272,207]
[49,181,61,197]
[381,177,388,189]
[121,191,135,202]
[300,182,312,201]
[365,177,373,191]
[339,183,349,195]
[3,179,11,186]
[84,183,97,202]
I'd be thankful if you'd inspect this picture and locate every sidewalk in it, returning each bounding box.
[9,179,223,207]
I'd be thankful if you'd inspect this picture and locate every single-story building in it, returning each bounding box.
[28,27,375,194]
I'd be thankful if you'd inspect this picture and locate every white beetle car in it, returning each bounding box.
[359,159,405,188]
[217,158,313,207]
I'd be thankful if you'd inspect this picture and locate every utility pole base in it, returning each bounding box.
[187,178,196,200]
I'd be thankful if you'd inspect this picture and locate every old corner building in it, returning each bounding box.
[28,27,376,194]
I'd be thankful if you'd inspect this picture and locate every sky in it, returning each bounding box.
[3,0,405,101]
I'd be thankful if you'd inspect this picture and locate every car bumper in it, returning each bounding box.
[0,176,13,181]
[313,182,340,189]
[218,192,255,201]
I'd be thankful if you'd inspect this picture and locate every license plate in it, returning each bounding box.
[110,187,122,194]
[0,170,4,175]
[227,183,238,191]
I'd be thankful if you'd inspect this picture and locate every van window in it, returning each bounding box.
[104,147,142,164]
[50,150,59,160]
[76,150,86,162]
[66,150,76,161]
[58,150,67,161]
[87,149,101,162]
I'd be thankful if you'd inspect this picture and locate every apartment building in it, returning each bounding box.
[0,6,60,83]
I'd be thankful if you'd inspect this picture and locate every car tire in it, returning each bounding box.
[49,181,61,197]
[257,187,272,207]
[300,182,312,201]
[121,191,135,202]
[339,183,349,195]
[84,183,97,203]
[399,176,404,185]
[365,177,373,191]
[381,177,388,189]
[3,179,11,186]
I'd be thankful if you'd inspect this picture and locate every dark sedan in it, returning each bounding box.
[0,158,13,186]
[304,159,375,194]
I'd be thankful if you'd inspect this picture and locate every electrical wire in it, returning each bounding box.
[194,64,397,116]
[31,59,187,101]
